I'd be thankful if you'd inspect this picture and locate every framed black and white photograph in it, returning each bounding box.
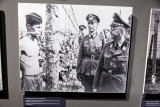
[19,3,133,99]
[144,9,160,98]
[0,11,8,99]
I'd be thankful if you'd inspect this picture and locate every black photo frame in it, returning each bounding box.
[143,9,160,99]
[19,3,133,99]
[25,91,126,99]
[0,11,8,99]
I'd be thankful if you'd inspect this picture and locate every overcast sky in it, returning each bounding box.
[18,3,133,35]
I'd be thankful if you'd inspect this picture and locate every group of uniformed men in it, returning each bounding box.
[77,13,131,93]
[20,11,131,93]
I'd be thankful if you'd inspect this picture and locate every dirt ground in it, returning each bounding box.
[144,83,160,94]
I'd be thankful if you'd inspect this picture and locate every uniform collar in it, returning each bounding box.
[110,40,124,48]
[109,41,127,55]
[89,32,98,39]
[117,40,123,48]
[26,33,37,41]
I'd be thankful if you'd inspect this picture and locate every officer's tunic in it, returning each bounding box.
[77,32,104,92]
[93,40,129,93]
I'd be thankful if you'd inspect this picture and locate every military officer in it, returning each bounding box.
[93,13,131,93]
[77,14,104,92]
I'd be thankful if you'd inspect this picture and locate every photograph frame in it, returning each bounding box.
[19,3,133,99]
[0,11,8,99]
[143,8,160,99]
[25,91,127,99]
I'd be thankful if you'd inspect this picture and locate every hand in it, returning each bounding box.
[93,89,98,92]
[77,73,81,81]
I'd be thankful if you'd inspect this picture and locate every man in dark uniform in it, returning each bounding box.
[20,13,43,91]
[93,13,131,93]
[77,14,104,92]
[78,25,87,44]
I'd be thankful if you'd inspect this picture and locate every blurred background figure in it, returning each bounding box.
[100,28,112,43]
[78,25,87,44]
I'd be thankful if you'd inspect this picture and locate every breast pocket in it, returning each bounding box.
[83,41,89,54]
[98,46,102,53]
[117,56,128,71]
[103,55,115,70]
[95,41,102,53]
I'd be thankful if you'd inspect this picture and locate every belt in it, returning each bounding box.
[25,74,40,77]
[102,68,125,75]
[84,55,99,60]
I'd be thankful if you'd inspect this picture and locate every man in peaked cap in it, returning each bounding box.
[111,13,130,28]
[77,14,104,92]
[79,25,86,30]
[20,13,44,91]
[86,14,100,23]
[93,13,131,93]
[86,14,100,35]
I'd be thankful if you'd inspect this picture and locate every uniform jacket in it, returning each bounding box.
[77,33,104,76]
[93,40,129,91]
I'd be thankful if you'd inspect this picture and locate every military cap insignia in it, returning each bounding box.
[89,17,94,20]
[86,14,100,23]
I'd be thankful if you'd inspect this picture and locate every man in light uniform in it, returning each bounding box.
[77,14,104,92]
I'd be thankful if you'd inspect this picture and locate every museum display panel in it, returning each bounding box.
[144,9,160,95]
[0,11,8,99]
[19,3,133,99]
[23,96,65,107]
